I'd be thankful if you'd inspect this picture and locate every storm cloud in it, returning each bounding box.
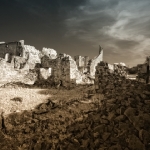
[0,0,150,66]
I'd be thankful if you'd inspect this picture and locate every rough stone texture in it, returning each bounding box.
[0,59,37,85]
[69,55,83,84]
[74,55,89,67]
[12,56,27,69]
[1,79,150,149]
[92,61,150,149]
[0,40,102,87]
[0,41,23,62]
[41,53,93,86]
[39,68,52,80]
[42,47,57,59]
[41,54,71,87]
[23,45,41,69]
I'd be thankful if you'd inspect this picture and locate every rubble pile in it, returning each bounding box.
[0,78,150,150]
[89,61,150,149]
[95,61,127,93]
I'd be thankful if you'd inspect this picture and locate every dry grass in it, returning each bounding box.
[0,84,103,116]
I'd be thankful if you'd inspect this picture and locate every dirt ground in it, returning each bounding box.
[0,84,97,115]
[0,87,52,115]
[0,84,104,150]
[0,82,150,149]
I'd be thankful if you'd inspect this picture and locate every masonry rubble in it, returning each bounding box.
[83,60,150,149]
[1,67,150,149]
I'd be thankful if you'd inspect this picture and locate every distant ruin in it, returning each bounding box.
[0,40,129,87]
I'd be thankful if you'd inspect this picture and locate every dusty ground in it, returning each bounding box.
[0,84,104,150]
[0,84,96,115]
[0,87,51,115]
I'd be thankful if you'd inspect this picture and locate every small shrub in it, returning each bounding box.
[10,97,23,102]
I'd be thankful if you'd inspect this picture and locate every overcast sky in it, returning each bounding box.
[0,0,150,67]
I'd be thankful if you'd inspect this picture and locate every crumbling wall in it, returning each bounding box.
[74,55,83,67]
[0,40,106,86]
[23,45,41,69]
[42,48,57,59]
[12,56,27,70]
[89,49,103,77]
[69,55,83,84]
[95,61,127,92]
[41,53,93,86]
[41,55,71,86]
[74,55,90,73]
[0,59,37,85]
[0,41,23,62]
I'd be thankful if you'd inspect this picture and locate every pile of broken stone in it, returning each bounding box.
[0,61,150,150]
[91,61,150,149]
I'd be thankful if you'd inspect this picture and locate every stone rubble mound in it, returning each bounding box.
[0,61,150,149]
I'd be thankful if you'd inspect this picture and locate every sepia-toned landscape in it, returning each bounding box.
[1,0,150,149]
[0,40,150,150]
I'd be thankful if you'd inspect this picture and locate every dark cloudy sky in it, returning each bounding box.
[0,0,150,67]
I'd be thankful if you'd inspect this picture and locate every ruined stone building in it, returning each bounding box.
[40,54,70,87]
[0,41,24,63]
[74,45,103,78]
[40,53,83,86]
[0,40,105,86]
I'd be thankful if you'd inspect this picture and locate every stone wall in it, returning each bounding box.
[95,61,127,93]
[23,45,41,69]
[0,40,105,86]
[0,58,37,85]
[74,55,90,74]
[12,56,27,70]
[74,55,89,68]
[89,48,103,77]
[42,48,57,59]
[0,41,23,62]
[41,55,71,87]
[92,61,150,149]
[40,53,93,86]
